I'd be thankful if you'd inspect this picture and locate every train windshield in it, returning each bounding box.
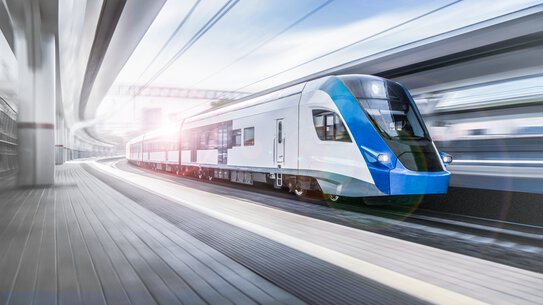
[359,98,427,140]
[341,77,429,141]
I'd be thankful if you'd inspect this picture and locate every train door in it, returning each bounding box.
[275,119,285,164]
[164,138,168,162]
[190,132,197,163]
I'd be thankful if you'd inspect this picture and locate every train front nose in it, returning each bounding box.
[388,160,451,195]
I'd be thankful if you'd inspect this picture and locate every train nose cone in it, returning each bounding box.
[389,160,451,195]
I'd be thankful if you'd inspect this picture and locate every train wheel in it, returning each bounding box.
[324,194,340,202]
[294,183,306,198]
[287,180,295,193]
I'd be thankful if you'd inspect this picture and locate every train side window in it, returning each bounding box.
[232,129,241,146]
[313,114,325,139]
[278,122,283,143]
[199,131,209,149]
[208,126,218,149]
[312,110,351,142]
[244,127,255,146]
[334,114,351,142]
[181,132,191,150]
[196,126,219,149]
[325,113,334,139]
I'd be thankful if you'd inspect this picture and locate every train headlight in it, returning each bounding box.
[440,153,453,166]
[377,153,390,163]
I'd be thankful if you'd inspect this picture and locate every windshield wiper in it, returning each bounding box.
[364,116,392,139]
[374,125,392,139]
[391,135,428,141]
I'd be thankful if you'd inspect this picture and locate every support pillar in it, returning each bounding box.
[64,128,70,162]
[55,114,65,165]
[13,16,56,185]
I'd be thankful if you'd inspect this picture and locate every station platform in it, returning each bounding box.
[0,161,542,305]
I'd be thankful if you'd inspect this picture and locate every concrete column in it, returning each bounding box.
[63,128,69,162]
[65,130,73,161]
[55,114,65,165]
[14,27,56,185]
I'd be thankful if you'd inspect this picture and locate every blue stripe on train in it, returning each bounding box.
[320,77,393,194]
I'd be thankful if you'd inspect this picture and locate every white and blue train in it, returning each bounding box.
[126,74,452,201]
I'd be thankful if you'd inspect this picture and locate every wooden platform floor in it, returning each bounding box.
[0,165,305,305]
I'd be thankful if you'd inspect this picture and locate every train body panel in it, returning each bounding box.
[196,149,218,165]
[298,88,382,196]
[126,75,451,198]
[181,150,190,163]
[180,91,301,171]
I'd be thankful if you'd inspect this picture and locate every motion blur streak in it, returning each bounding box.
[414,74,543,193]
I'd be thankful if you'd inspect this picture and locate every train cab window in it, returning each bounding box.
[244,127,255,146]
[232,129,241,146]
[312,110,351,142]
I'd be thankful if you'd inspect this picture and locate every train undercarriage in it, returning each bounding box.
[129,160,339,202]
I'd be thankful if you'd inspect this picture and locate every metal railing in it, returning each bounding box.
[0,97,17,178]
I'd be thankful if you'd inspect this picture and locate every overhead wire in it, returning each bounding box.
[136,0,240,96]
[104,0,203,120]
[102,0,240,142]
[115,0,240,137]
[130,0,332,108]
[191,0,335,87]
[129,0,462,123]
[212,0,464,101]
[135,0,203,84]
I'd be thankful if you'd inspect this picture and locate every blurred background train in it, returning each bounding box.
[419,75,543,163]
[127,75,452,201]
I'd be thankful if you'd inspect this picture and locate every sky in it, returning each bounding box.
[96,0,543,140]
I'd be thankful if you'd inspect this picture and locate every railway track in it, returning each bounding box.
[103,158,543,272]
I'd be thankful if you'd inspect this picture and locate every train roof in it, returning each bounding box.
[184,81,310,124]
[127,74,388,145]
